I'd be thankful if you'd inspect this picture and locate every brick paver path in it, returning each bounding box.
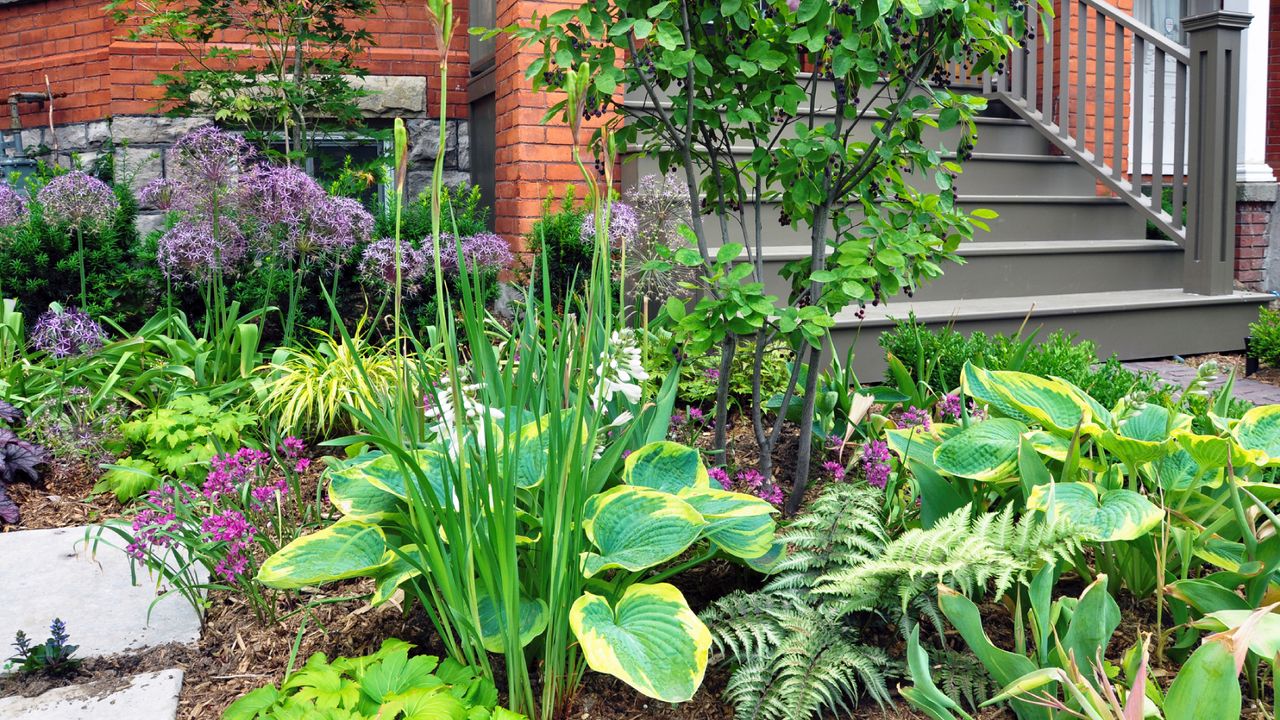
[1125,360,1280,406]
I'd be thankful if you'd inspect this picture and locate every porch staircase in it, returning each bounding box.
[625,100,1269,377]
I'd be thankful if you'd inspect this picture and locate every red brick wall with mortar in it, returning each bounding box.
[1236,202,1271,290]
[0,0,467,130]
[1267,3,1280,170]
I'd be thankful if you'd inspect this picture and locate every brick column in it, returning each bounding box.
[491,0,596,250]
[1238,182,1278,290]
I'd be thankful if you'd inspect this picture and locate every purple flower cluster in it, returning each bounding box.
[822,460,846,481]
[202,447,271,501]
[704,367,720,382]
[201,509,257,582]
[279,436,310,474]
[709,466,731,490]
[241,166,373,262]
[155,220,248,281]
[861,440,891,489]
[359,237,430,291]
[896,405,932,430]
[936,394,988,423]
[580,202,639,247]
[125,484,191,561]
[37,171,117,229]
[429,232,515,274]
[168,125,256,197]
[0,183,27,228]
[31,306,106,358]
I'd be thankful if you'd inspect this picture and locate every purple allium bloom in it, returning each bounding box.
[969,402,988,421]
[822,460,846,481]
[898,405,932,431]
[937,394,963,422]
[580,202,639,247]
[736,468,766,491]
[359,237,430,291]
[242,166,372,262]
[704,367,720,382]
[760,483,784,506]
[203,447,271,501]
[279,436,305,459]
[0,183,27,228]
[708,466,731,490]
[687,406,705,423]
[861,440,891,489]
[459,232,514,271]
[156,220,247,281]
[670,412,685,427]
[125,484,191,560]
[201,509,257,583]
[37,171,117,229]
[170,125,256,189]
[31,306,106,358]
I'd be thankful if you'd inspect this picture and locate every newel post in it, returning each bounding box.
[1182,0,1251,295]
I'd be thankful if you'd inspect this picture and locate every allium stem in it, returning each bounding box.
[76,226,86,308]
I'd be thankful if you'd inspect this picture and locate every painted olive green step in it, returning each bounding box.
[732,239,1182,303]
[835,288,1272,379]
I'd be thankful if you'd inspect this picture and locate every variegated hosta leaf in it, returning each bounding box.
[344,448,456,507]
[476,593,549,653]
[1149,447,1220,492]
[677,486,777,559]
[570,583,711,703]
[885,424,959,466]
[1176,432,1234,470]
[512,415,552,489]
[987,371,1091,435]
[961,362,1031,423]
[933,418,1028,481]
[1050,375,1113,428]
[258,521,391,589]
[622,441,709,493]
[371,545,425,606]
[1097,403,1190,467]
[1230,404,1280,467]
[580,485,705,577]
[329,456,406,521]
[1026,483,1162,541]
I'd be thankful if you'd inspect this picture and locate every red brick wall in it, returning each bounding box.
[1236,201,1271,290]
[0,0,467,129]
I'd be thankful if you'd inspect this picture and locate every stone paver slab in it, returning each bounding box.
[0,669,183,719]
[0,526,201,658]
[1126,360,1280,406]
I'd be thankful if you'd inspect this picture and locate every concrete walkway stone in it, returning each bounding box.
[0,526,201,659]
[0,669,184,719]
[1125,360,1280,406]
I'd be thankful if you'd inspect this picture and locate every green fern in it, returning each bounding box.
[702,483,1086,720]
[815,505,1085,612]
[930,647,998,711]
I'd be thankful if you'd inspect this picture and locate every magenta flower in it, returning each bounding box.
[822,460,846,481]
[861,440,891,490]
[708,466,731,490]
[897,406,932,430]
[704,367,720,382]
[937,394,963,422]
[736,468,766,491]
[37,171,117,229]
[760,483,784,506]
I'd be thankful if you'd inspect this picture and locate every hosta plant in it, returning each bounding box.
[258,439,778,705]
[222,638,525,720]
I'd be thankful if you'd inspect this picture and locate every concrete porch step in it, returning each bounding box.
[836,288,1272,377]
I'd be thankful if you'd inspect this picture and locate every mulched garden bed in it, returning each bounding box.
[4,458,124,531]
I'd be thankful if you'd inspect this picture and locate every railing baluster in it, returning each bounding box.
[1076,2,1086,142]
[1012,17,1025,98]
[1151,48,1166,211]
[1027,4,1038,112]
[1059,0,1071,133]
[1043,5,1055,122]
[1172,60,1187,230]
[1132,35,1145,192]
[1094,10,1104,161]
[1112,22,1123,179]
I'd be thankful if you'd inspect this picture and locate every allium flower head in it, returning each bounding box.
[156,220,247,281]
[459,232,514,271]
[822,460,846,481]
[37,171,117,229]
[0,183,27,228]
[861,440,891,489]
[169,125,256,187]
[898,405,932,431]
[31,306,106,358]
[708,467,731,490]
[937,394,963,422]
[580,202,639,247]
[359,237,430,291]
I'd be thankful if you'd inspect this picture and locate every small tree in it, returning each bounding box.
[107,0,377,163]
[516,0,1031,511]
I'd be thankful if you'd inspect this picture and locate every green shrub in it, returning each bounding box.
[879,316,1159,409]
[526,187,591,307]
[1249,307,1280,368]
[223,638,524,720]
[121,394,257,482]
[646,334,792,404]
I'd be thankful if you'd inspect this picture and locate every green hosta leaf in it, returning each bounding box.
[476,593,549,653]
[885,424,960,466]
[581,485,704,577]
[329,457,406,521]
[1026,483,1161,541]
[570,583,711,703]
[988,371,1091,435]
[1097,403,1190,467]
[355,448,456,507]
[961,362,1031,423]
[1230,404,1280,467]
[677,486,777,559]
[1149,446,1220,492]
[622,441,709,493]
[933,418,1028,481]
[513,415,552,489]
[1049,375,1113,428]
[1177,432,1234,469]
[1163,638,1242,720]
[371,545,425,606]
[258,521,390,589]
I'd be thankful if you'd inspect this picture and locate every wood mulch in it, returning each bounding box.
[3,458,124,532]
